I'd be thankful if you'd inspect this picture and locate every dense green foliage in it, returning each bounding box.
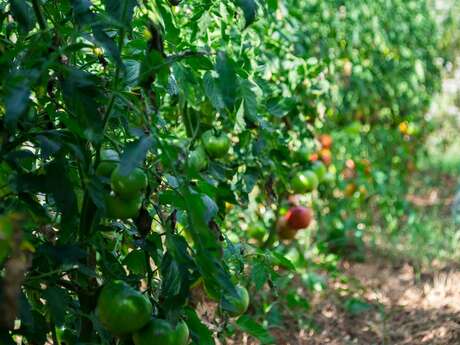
[0,0,447,343]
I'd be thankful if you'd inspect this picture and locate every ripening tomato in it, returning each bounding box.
[276,217,297,240]
[319,148,332,166]
[344,183,357,197]
[284,206,313,230]
[318,134,333,149]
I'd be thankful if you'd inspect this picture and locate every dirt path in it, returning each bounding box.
[303,259,460,345]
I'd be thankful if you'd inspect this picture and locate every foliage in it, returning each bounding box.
[0,0,446,343]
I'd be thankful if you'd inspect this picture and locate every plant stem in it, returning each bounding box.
[262,199,283,249]
[31,0,47,30]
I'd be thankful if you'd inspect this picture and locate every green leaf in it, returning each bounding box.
[201,194,218,223]
[87,177,107,211]
[240,79,258,125]
[160,252,182,297]
[0,331,16,345]
[235,0,258,27]
[216,52,239,110]
[267,0,277,11]
[60,68,104,142]
[158,190,186,210]
[271,252,295,270]
[181,187,235,300]
[250,261,269,290]
[118,135,153,176]
[92,24,123,66]
[102,0,137,25]
[184,307,215,345]
[47,157,79,231]
[4,77,30,130]
[266,97,295,118]
[123,249,147,275]
[203,72,225,110]
[43,286,72,326]
[236,315,275,344]
[9,0,35,32]
[343,297,373,315]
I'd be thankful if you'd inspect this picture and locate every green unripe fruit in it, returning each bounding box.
[291,170,319,193]
[96,149,120,177]
[97,280,152,336]
[111,167,148,199]
[188,146,208,171]
[105,194,142,219]
[221,285,250,317]
[202,130,231,158]
[312,161,327,182]
[133,319,189,345]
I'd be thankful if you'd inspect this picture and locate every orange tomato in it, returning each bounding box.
[318,134,333,149]
[319,148,332,166]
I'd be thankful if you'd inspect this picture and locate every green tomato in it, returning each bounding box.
[247,225,266,241]
[56,327,77,345]
[96,149,120,177]
[311,161,327,182]
[97,280,152,336]
[105,194,142,220]
[295,146,311,164]
[291,171,319,193]
[201,130,231,158]
[221,285,250,317]
[101,149,120,161]
[323,172,336,185]
[111,167,147,199]
[132,319,189,345]
[188,146,208,171]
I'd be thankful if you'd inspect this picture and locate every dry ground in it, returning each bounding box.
[219,258,460,345]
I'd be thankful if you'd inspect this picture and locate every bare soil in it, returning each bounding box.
[216,257,460,345]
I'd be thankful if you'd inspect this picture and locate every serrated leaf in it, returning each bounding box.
[43,286,72,326]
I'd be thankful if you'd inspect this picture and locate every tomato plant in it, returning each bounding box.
[0,0,447,344]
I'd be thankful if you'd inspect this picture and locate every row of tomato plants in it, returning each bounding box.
[0,0,446,344]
